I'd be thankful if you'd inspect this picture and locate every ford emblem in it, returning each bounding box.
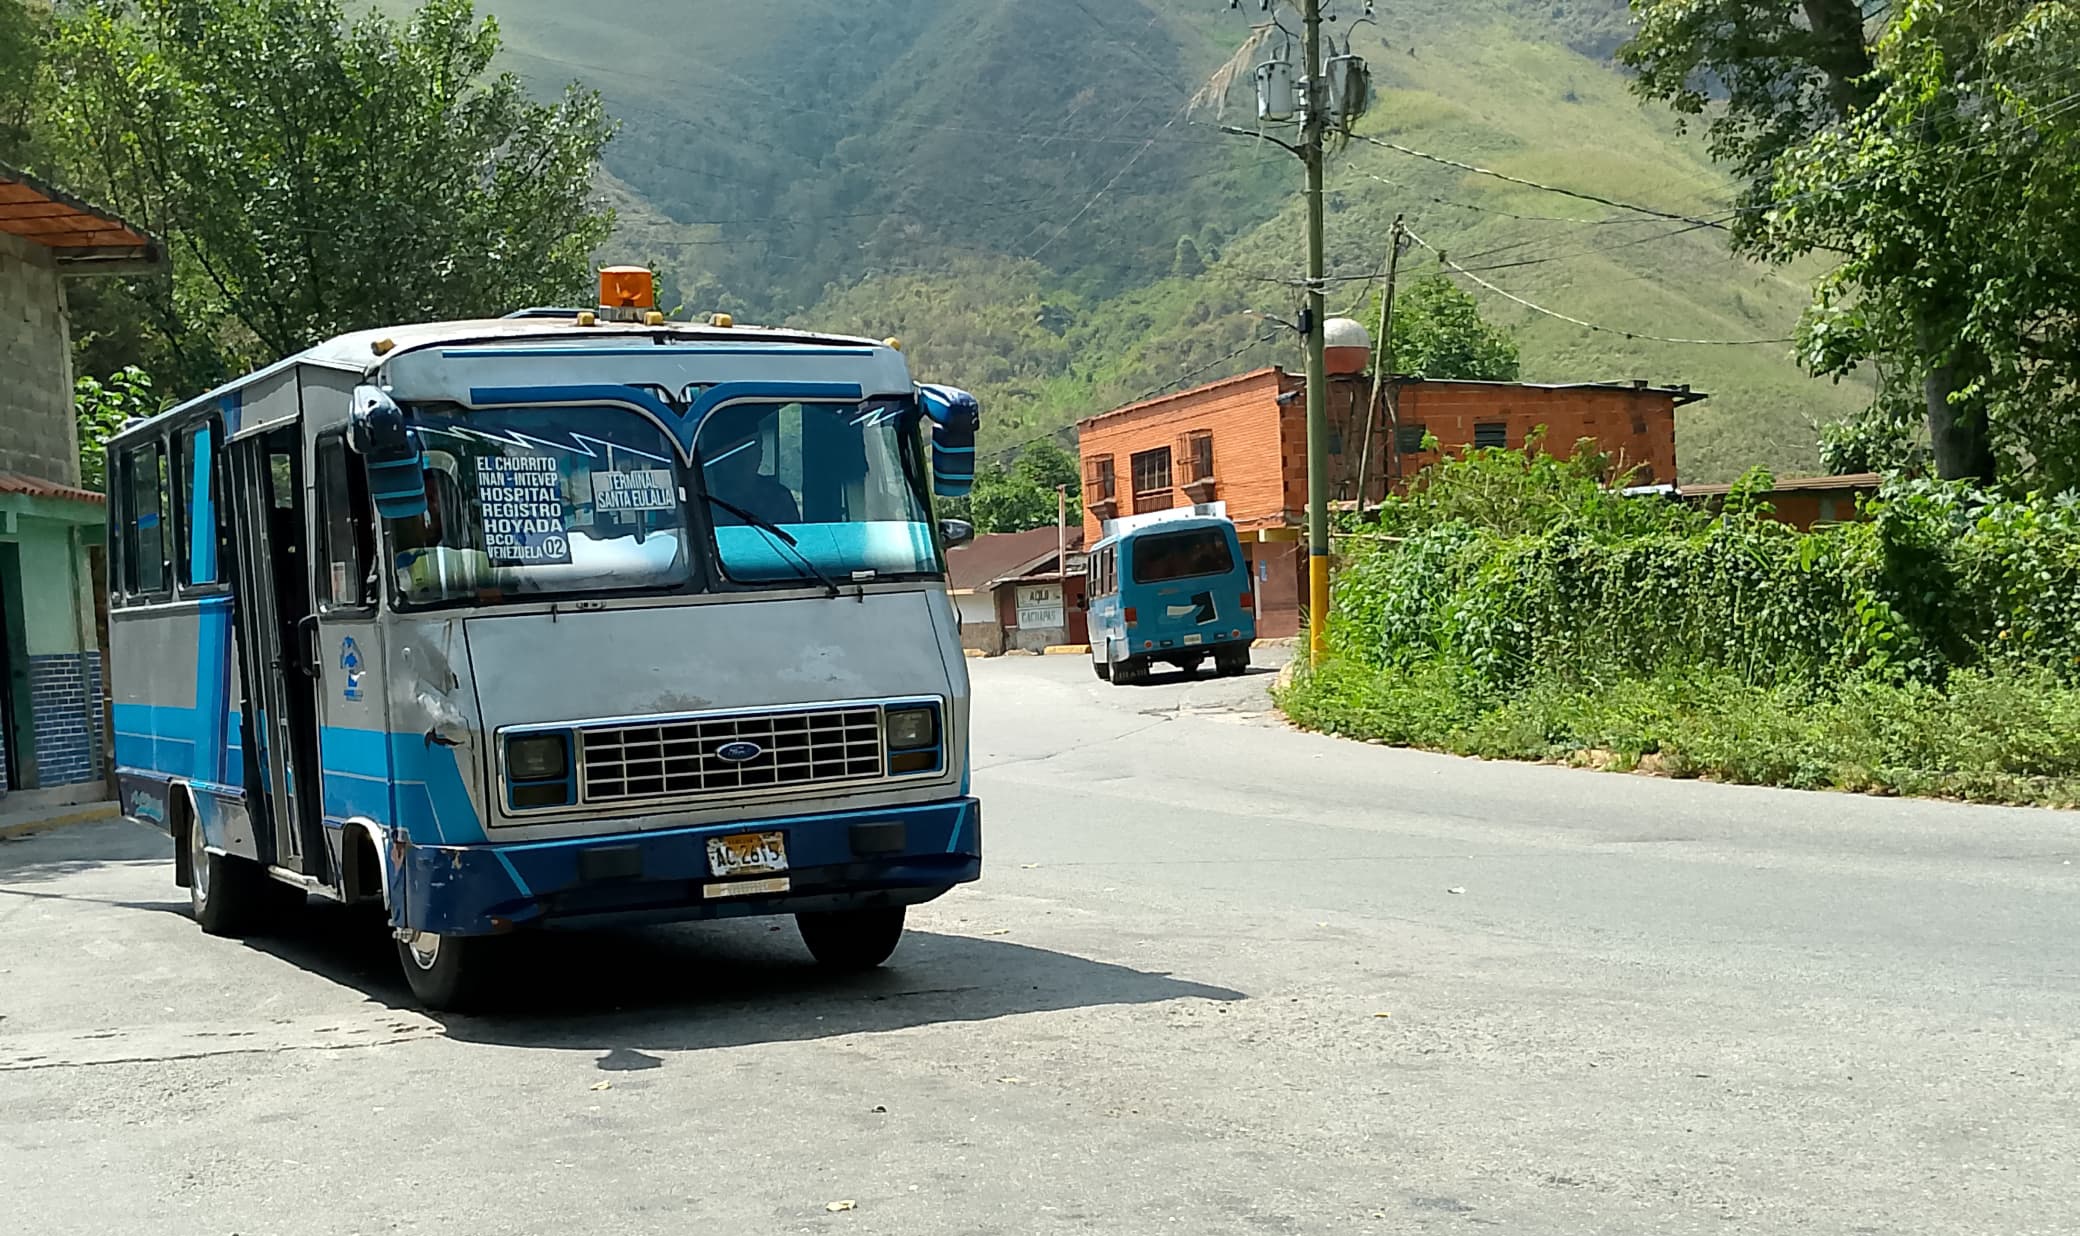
[716,740,764,764]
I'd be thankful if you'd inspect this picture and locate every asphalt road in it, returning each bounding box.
[4,651,2077,1235]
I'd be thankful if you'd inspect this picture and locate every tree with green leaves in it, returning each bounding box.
[1761,2,2079,490]
[1622,0,2079,485]
[0,0,41,163]
[968,440,1082,534]
[1380,275,1520,381]
[33,0,615,394]
[74,367,164,491]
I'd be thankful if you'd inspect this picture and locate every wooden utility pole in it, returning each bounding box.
[1300,0,1330,664]
[1056,484,1068,585]
[1353,213,1406,505]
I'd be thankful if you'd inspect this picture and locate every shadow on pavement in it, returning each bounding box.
[0,817,168,885]
[241,901,1244,1057]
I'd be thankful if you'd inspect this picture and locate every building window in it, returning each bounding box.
[1178,430,1215,484]
[1131,447,1171,495]
[1474,422,1508,450]
[1085,454,1116,502]
[1394,424,1428,454]
[121,441,170,597]
[177,421,220,587]
[314,433,376,612]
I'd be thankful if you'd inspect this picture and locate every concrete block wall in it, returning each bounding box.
[0,231,82,487]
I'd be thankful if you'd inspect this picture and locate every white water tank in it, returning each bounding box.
[1324,316,1372,376]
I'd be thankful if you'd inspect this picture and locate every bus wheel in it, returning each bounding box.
[395,931,502,1011]
[797,906,906,972]
[187,815,293,937]
[1216,647,1252,677]
[1093,653,1111,681]
[1119,656,1150,685]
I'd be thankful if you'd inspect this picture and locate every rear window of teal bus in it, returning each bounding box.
[1131,529,1235,585]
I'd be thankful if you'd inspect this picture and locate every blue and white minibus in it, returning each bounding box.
[105,270,983,1008]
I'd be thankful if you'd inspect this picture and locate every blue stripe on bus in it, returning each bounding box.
[193,599,234,785]
[188,424,217,583]
[116,704,484,845]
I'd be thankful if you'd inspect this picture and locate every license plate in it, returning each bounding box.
[707,831,788,877]
[1183,634,1203,646]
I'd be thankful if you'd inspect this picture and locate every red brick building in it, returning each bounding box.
[1076,367,1701,637]
[1679,472,1881,530]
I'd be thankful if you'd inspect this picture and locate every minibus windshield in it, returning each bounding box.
[694,398,939,586]
[386,405,692,605]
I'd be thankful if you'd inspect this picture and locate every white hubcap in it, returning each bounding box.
[188,820,210,906]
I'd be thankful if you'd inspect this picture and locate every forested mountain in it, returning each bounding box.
[477,0,1868,480]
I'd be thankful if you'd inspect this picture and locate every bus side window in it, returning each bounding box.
[123,440,170,596]
[315,433,376,612]
[177,421,220,586]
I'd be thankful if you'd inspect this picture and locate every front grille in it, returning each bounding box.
[579,706,884,804]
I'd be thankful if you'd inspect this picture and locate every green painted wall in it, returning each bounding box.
[2,519,89,656]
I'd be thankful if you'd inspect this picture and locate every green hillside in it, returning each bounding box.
[476,0,1867,482]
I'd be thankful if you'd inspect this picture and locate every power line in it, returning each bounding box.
[1354,134,1736,231]
[1403,227,1793,347]
[1123,333,1281,407]
[1342,168,1643,226]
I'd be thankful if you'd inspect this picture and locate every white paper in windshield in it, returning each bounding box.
[476,455,572,565]
[593,468,676,512]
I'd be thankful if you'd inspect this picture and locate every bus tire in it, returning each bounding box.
[1120,656,1151,685]
[1216,647,1251,677]
[797,906,906,972]
[1093,654,1111,681]
[395,931,503,1011]
[187,810,286,937]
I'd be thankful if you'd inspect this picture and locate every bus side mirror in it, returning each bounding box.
[350,386,428,520]
[917,384,979,499]
[940,518,975,548]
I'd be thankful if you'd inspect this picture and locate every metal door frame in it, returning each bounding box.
[225,427,325,873]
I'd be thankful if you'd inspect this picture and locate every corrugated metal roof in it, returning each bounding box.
[1679,472,1882,498]
[0,471,107,504]
[945,526,1083,593]
[0,163,164,271]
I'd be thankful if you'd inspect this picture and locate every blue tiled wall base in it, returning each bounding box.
[29,651,105,788]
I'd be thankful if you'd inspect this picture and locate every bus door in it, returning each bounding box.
[226,426,328,880]
[305,430,387,840]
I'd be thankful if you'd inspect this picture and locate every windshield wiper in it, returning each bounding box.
[703,494,842,598]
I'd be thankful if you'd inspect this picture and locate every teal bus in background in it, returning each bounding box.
[1084,511,1254,684]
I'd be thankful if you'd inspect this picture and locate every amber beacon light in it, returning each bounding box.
[597,266,656,322]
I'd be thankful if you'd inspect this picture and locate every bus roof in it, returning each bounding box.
[118,317,900,440]
[1093,514,1237,552]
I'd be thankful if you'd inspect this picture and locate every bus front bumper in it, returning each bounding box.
[394,797,981,936]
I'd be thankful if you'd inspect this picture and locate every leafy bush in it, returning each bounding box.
[1284,441,2080,806]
